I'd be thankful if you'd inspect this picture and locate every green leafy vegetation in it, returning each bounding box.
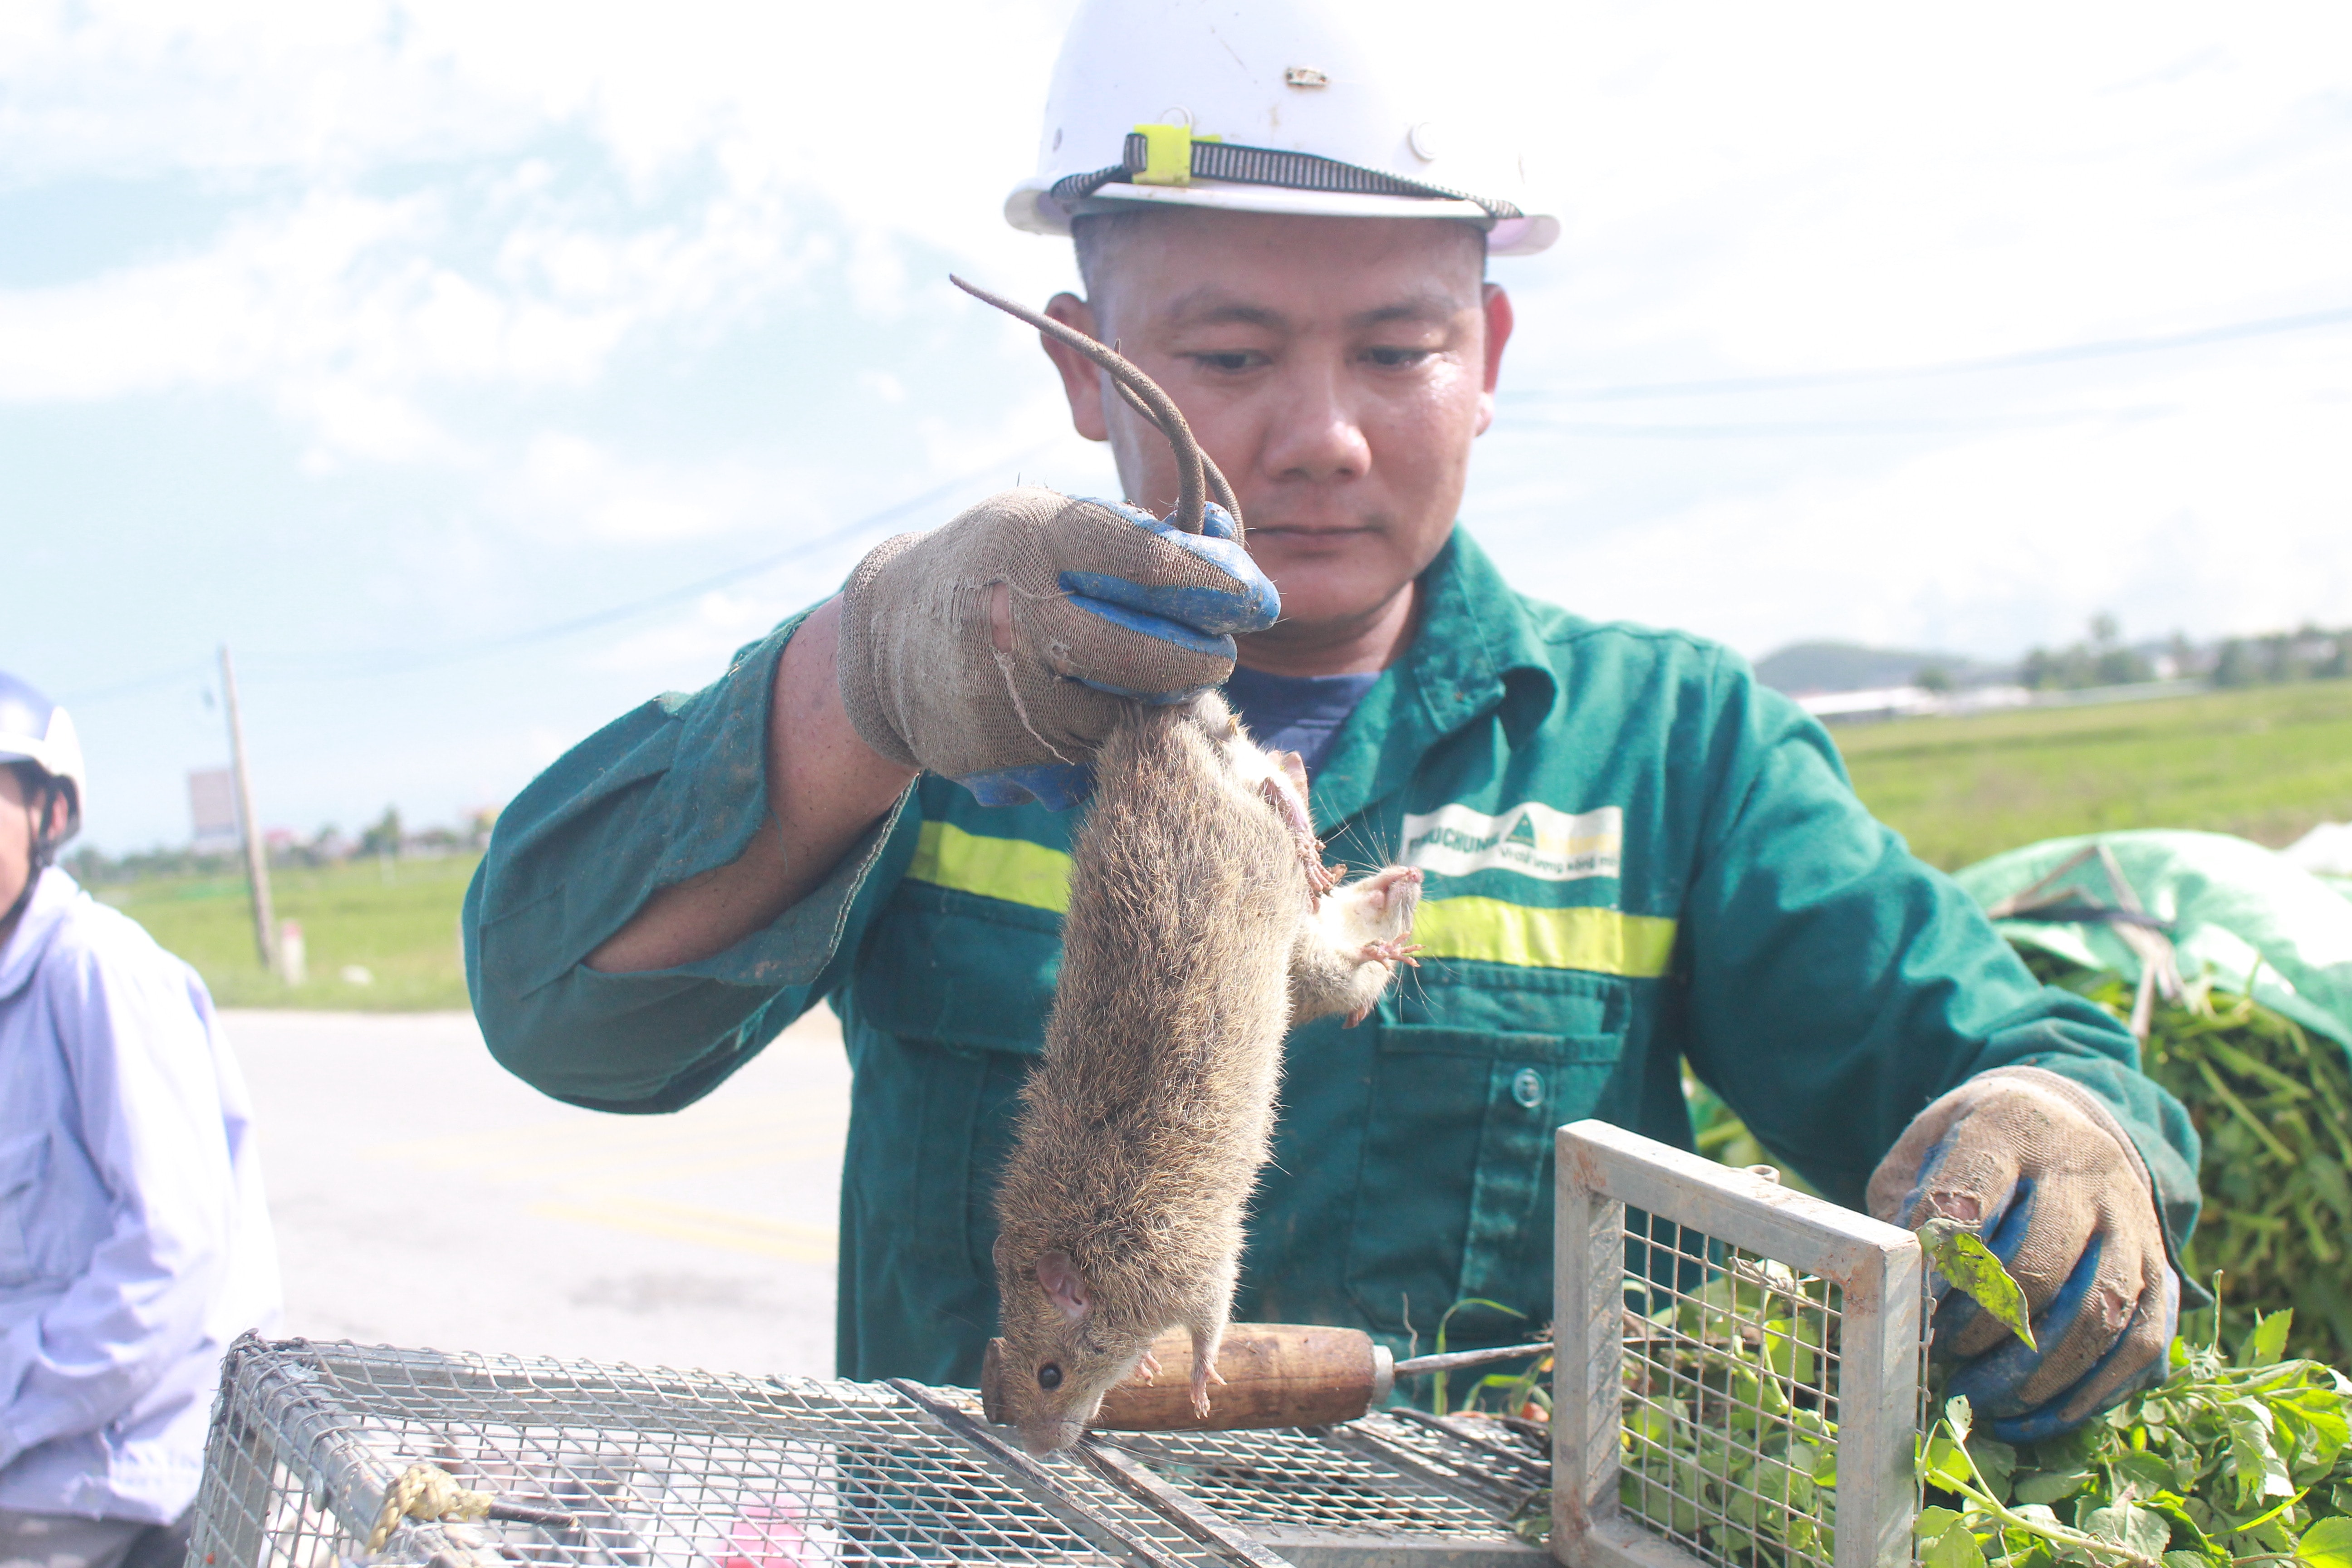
[2022,957,2352,1371]
[1834,682,2352,871]
[1921,1307,2352,1568]
[95,854,480,1010]
[1613,1265,1844,1565]
[1690,946,2352,1372]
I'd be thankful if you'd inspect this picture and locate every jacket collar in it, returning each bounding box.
[1304,526,1560,831]
[0,867,78,1002]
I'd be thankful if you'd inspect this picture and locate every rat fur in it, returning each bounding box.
[988,691,1421,1455]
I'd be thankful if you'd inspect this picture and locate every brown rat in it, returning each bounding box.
[988,692,1421,1455]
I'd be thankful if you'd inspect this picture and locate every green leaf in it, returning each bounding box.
[2141,1491,2227,1568]
[1970,1437,2019,1504]
[1925,1432,1978,1493]
[1917,1507,1964,1540]
[2297,1516,2352,1568]
[1920,1219,2040,1351]
[1924,1516,1989,1568]
[2239,1310,2296,1368]
[2225,1399,2296,1509]
[2016,1470,2094,1506]
[2083,1495,2173,1560]
[2116,1452,2178,1497]
[2270,1385,2352,1474]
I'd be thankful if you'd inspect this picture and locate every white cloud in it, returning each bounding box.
[503,432,822,544]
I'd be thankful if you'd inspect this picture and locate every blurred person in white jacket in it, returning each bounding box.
[0,673,280,1568]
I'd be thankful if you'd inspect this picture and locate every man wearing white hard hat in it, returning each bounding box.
[469,0,2199,1443]
[0,673,281,1568]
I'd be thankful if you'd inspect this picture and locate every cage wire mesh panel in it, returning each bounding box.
[190,1338,1551,1568]
[1549,1122,1922,1568]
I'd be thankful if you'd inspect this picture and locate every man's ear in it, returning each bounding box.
[1474,283,1514,437]
[1041,294,1112,444]
[1032,1249,1092,1322]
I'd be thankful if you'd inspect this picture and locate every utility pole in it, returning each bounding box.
[219,644,280,978]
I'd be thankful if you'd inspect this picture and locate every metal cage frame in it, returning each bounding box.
[1549,1121,1922,1568]
[188,1337,1555,1568]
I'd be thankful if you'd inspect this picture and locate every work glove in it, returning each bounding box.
[836,486,1279,809]
[1868,1065,2179,1444]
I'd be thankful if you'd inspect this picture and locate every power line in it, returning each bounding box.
[1504,302,2352,404]
[60,660,214,708]
[1494,405,2178,440]
[240,444,1056,682]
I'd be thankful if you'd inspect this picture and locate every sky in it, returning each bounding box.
[5,0,2349,853]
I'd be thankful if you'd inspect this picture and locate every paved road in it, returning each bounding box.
[225,1005,849,1381]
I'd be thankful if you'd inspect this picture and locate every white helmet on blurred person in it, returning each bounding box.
[0,670,87,849]
[1006,0,1559,257]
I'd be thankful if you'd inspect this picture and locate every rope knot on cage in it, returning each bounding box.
[365,1464,495,1552]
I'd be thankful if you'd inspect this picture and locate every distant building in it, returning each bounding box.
[1794,685,2033,725]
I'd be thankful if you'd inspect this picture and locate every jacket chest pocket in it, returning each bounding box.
[1343,1022,1625,1337]
[0,1129,53,1289]
[848,882,1061,1057]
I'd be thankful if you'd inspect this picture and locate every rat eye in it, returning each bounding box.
[1037,1363,1063,1391]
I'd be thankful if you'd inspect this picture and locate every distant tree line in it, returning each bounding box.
[66,804,496,886]
[2018,614,2351,693]
[2210,626,2352,688]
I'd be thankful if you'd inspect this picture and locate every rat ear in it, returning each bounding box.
[1032,1250,1091,1322]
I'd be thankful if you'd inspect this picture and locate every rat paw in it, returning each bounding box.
[1257,772,1336,898]
[1358,938,1423,968]
[1128,1351,1163,1386]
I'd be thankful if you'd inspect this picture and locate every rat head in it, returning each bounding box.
[990,1241,1155,1455]
[1333,864,1422,941]
[1291,864,1425,1026]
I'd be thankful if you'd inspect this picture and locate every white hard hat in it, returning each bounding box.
[1007,0,1559,258]
[0,671,85,844]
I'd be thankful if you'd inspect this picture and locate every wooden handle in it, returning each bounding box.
[981,1323,1389,1433]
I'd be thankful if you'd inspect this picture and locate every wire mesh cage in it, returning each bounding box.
[1549,1121,1924,1568]
[189,1337,1552,1568]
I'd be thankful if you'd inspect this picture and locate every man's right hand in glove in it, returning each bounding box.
[586,486,1278,973]
[836,485,1279,809]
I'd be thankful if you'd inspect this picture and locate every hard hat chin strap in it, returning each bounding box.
[1052,130,1524,226]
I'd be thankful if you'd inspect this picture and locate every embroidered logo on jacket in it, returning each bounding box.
[1400,802,1623,882]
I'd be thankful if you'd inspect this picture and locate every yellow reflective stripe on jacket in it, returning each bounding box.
[1415,897,1677,977]
[903,823,1672,973]
[905,821,1073,914]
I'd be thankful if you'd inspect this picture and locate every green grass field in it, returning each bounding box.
[96,854,480,1010]
[78,681,2352,1010]
[1836,680,2352,870]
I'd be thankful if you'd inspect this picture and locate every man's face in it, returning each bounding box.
[1043,210,1512,651]
[0,767,54,919]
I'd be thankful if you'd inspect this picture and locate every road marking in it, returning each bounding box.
[530,1196,838,1264]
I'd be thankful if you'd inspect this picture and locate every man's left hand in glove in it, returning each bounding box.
[1868,1065,2180,1444]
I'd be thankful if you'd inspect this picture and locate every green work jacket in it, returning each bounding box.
[465,528,2200,1384]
